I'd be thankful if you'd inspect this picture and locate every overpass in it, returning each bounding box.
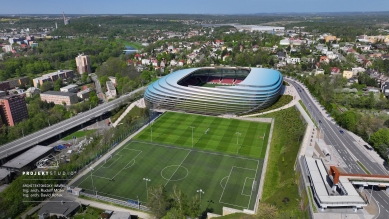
[0,87,146,163]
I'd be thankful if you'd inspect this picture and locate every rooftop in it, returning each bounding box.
[2,145,52,169]
[41,91,77,97]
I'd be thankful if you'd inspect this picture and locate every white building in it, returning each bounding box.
[279,38,290,46]
[60,84,78,93]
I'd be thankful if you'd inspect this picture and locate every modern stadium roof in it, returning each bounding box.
[145,67,283,115]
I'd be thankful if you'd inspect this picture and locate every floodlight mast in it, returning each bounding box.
[235,132,241,153]
[197,189,204,206]
[89,167,96,196]
[190,126,195,148]
[143,178,151,199]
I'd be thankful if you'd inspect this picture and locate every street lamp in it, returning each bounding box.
[197,189,204,206]
[89,167,96,196]
[150,122,153,142]
[369,185,375,204]
[190,126,195,148]
[137,195,140,210]
[143,178,151,199]
[235,132,241,153]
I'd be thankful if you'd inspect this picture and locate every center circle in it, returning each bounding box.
[161,165,188,181]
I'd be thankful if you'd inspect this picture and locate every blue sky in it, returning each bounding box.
[0,0,388,14]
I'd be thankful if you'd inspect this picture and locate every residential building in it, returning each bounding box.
[25,87,40,98]
[0,91,6,98]
[286,57,300,64]
[38,197,79,219]
[60,84,78,93]
[352,67,365,76]
[33,70,74,87]
[343,70,353,79]
[108,76,117,86]
[0,95,29,126]
[40,91,78,106]
[75,54,91,74]
[105,81,117,99]
[324,35,337,43]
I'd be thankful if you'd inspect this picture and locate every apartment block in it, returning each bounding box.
[0,95,29,126]
[33,70,74,87]
[40,91,78,106]
[75,54,91,74]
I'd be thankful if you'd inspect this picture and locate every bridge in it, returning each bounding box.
[0,87,146,163]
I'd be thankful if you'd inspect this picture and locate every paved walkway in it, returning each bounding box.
[241,84,301,118]
[112,98,146,127]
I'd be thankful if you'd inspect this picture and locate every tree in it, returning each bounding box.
[53,78,63,91]
[170,185,187,215]
[81,72,89,83]
[256,203,278,219]
[370,128,389,149]
[162,208,184,219]
[384,119,389,128]
[147,185,168,219]
[40,81,52,92]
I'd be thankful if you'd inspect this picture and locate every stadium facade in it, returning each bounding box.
[144,67,283,115]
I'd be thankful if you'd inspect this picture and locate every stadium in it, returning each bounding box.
[144,67,283,115]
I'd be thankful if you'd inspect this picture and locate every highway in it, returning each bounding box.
[285,78,389,219]
[0,87,146,161]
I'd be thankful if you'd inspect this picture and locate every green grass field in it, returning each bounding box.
[62,130,96,140]
[72,112,271,214]
[72,141,262,214]
[134,112,270,158]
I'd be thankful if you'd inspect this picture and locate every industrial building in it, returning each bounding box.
[0,94,29,126]
[40,91,78,106]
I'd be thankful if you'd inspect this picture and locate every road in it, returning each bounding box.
[0,87,146,161]
[285,78,389,219]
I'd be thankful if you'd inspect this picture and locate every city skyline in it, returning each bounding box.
[0,0,388,14]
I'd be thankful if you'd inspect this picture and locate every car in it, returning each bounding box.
[319,120,321,123]
[339,130,344,134]
[364,145,373,151]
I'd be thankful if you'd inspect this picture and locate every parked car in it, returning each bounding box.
[364,145,373,151]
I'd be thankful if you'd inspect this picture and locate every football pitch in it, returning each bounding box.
[134,112,271,158]
[72,141,262,214]
[72,112,271,214]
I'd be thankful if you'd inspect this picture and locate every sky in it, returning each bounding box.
[0,0,388,14]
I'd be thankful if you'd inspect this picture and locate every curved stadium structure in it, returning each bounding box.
[145,67,283,115]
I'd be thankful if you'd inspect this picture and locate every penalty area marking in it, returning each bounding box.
[219,166,257,210]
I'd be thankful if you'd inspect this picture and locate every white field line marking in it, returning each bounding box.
[219,166,234,203]
[102,155,122,168]
[131,140,258,161]
[250,159,260,210]
[219,201,248,209]
[220,176,228,189]
[111,151,142,180]
[241,177,254,196]
[123,160,136,169]
[164,150,192,187]
[232,166,257,171]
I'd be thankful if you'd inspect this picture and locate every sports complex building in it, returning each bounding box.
[144,67,283,115]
